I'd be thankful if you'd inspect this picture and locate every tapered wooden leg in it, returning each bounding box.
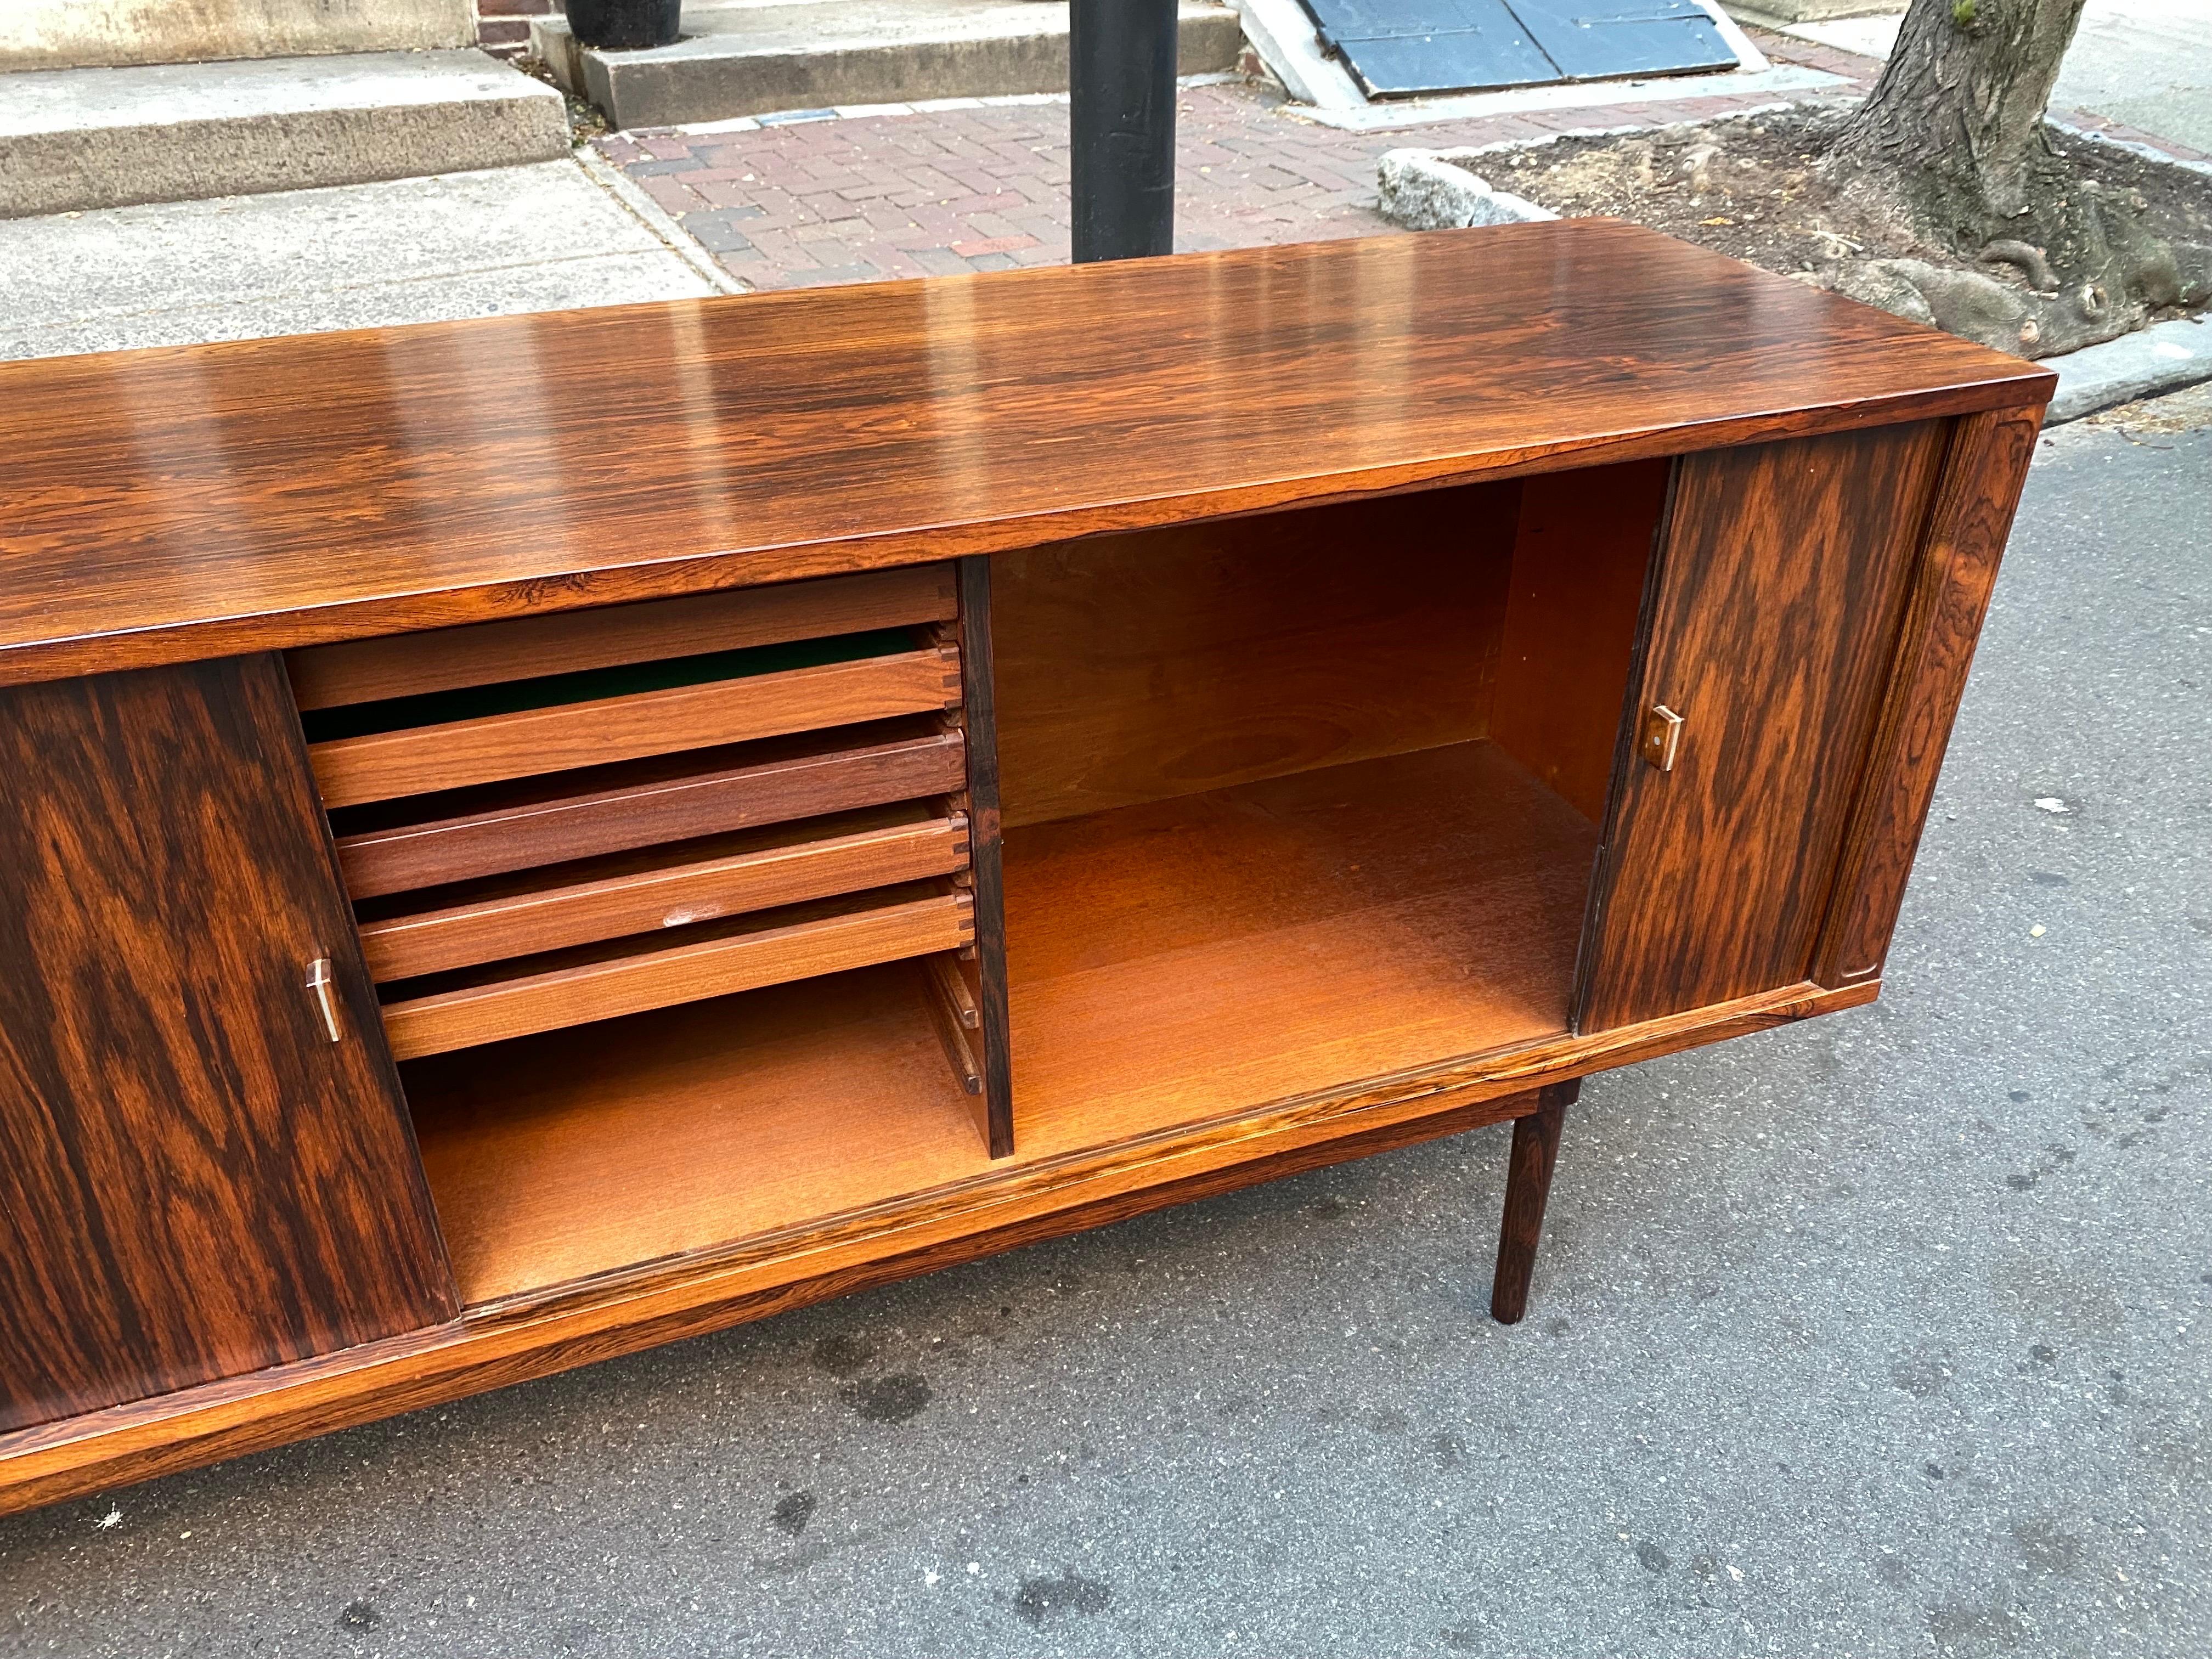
[1489,1079,1579,1324]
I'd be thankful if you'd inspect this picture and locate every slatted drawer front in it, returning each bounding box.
[381,887,975,1060]
[287,567,977,1057]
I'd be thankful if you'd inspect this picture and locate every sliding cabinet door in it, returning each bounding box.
[0,656,456,1432]
[1577,421,1950,1031]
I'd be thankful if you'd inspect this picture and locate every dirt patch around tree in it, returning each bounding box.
[1487,108,2212,356]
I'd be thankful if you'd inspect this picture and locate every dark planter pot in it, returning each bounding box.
[567,0,680,49]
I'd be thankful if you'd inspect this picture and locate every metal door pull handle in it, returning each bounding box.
[1640,704,1684,772]
[306,957,343,1043]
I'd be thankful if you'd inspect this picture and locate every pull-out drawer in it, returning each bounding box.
[380,885,975,1060]
[333,726,968,899]
[286,568,983,1066]
[289,564,956,710]
[307,646,961,809]
[354,803,970,983]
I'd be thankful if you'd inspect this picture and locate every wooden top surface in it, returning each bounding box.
[0,221,2050,686]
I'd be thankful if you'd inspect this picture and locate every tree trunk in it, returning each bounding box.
[1790,0,2205,357]
[1836,0,2088,228]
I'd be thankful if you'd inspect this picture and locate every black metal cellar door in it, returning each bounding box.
[1299,0,1734,97]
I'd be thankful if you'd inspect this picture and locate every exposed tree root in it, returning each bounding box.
[1799,0,2212,356]
[1811,144,2212,356]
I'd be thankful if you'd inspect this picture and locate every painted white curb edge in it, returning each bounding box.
[2047,314,2212,423]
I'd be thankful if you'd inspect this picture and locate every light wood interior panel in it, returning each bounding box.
[405,966,988,1304]
[1003,739,1595,1143]
[382,480,1658,1304]
[994,482,1523,828]
[1489,459,1672,823]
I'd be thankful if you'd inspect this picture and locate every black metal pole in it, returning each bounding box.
[1069,0,1177,262]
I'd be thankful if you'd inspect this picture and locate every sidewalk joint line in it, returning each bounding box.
[575,148,751,294]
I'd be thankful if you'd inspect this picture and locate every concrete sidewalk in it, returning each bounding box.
[591,44,2204,294]
[596,62,1881,289]
[0,385,2205,1656]
[7,35,2197,352]
[0,155,722,360]
[0,54,1878,336]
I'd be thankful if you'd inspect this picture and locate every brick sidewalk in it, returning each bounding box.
[597,33,2205,294]
[599,38,1878,291]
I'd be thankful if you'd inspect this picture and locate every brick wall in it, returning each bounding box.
[478,0,557,57]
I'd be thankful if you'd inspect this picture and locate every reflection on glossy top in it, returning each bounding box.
[0,222,2050,684]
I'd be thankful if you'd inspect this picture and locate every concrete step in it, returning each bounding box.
[0,50,571,219]
[535,0,1245,130]
[1,0,476,72]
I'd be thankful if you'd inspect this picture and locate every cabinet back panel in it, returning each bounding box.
[0,657,456,1433]
[1579,422,1948,1030]
[994,482,1523,828]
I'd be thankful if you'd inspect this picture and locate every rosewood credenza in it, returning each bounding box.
[0,222,2051,1514]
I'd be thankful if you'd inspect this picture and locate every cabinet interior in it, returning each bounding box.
[994,461,1670,1152]
[300,460,1671,1308]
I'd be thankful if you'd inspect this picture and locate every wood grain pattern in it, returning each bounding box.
[381,887,974,1059]
[1489,1078,1578,1324]
[993,482,1519,827]
[0,976,1876,1517]
[0,224,2049,688]
[1812,408,2042,985]
[1489,460,1672,822]
[357,808,968,981]
[0,656,456,1433]
[1578,423,1949,1031]
[955,556,1015,1158]
[286,566,957,710]
[309,646,962,808]
[334,725,966,899]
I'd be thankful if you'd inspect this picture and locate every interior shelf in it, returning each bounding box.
[1002,738,1598,1150]
[403,737,1597,1306]
[405,963,988,1304]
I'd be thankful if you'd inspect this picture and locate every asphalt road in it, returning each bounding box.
[1,390,2207,1658]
